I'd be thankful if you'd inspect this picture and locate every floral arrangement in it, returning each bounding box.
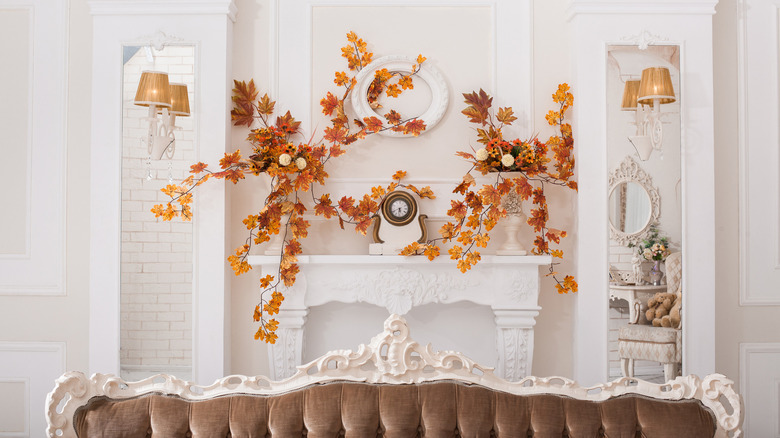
[635,225,671,261]
[153,32,577,343]
[401,86,578,293]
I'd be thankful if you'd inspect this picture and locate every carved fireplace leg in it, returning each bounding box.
[267,309,308,380]
[494,309,539,381]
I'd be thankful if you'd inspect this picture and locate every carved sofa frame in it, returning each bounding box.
[47,315,743,437]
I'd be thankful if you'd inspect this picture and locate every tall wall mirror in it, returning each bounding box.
[121,44,196,381]
[606,44,682,382]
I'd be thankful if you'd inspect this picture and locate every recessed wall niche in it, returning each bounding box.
[606,44,682,380]
[120,45,195,381]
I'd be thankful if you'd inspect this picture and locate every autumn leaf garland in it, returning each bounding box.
[152,33,434,343]
[152,33,579,345]
[402,84,578,293]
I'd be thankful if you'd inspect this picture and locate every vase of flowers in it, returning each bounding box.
[635,226,671,285]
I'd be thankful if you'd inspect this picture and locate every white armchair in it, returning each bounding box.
[619,251,682,381]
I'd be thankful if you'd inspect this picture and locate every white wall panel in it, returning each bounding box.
[740,343,780,437]
[0,8,30,257]
[738,0,780,304]
[0,342,65,438]
[0,0,66,296]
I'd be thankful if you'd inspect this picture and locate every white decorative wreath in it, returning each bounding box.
[351,55,449,137]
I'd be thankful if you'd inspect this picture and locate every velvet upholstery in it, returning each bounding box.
[74,381,716,438]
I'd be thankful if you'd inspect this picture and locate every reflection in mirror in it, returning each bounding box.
[606,44,682,382]
[609,181,651,235]
[121,45,195,381]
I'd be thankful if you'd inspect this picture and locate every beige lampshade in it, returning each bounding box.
[637,67,676,105]
[168,83,190,116]
[134,71,172,108]
[621,80,641,110]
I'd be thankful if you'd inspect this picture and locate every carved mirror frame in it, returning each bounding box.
[607,155,661,246]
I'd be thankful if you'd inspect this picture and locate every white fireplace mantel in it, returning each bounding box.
[248,254,551,381]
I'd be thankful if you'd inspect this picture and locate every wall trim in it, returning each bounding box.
[0,341,65,437]
[737,0,780,305]
[88,0,238,21]
[567,1,718,20]
[0,377,29,437]
[275,0,533,138]
[740,343,780,437]
[0,0,67,296]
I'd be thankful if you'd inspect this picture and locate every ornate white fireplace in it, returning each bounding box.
[248,254,550,381]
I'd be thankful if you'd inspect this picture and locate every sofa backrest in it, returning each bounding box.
[47,314,742,437]
[74,382,717,437]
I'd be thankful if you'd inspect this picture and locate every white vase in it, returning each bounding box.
[496,190,527,255]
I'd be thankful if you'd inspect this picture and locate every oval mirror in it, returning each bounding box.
[608,181,651,234]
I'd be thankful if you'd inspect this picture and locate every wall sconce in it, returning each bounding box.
[134,71,190,161]
[623,66,675,160]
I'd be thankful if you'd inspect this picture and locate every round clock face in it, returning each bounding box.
[381,191,417,226]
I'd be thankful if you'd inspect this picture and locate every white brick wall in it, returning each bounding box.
[120,46,195,379]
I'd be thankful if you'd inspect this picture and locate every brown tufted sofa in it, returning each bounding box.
[47,315,743,437]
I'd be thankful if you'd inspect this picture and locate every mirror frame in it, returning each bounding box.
[607,155,660,246]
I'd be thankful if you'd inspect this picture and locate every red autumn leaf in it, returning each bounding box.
[461,89,492,125]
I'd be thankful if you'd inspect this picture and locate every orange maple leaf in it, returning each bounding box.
[402,119,426,136]
[320,92,339,116]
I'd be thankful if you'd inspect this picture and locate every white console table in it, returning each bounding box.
[247,254,551,381]
[609,284,667,324]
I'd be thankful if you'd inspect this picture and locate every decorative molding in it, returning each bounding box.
[125,30,185,50]
[621,29,670,50]
[740,343,780,436]
[46,316,742,438]
[497,327,530,380]
[271,328,301,379]
[0,378,29,437]
[327,267,472,315]
[1,342,65,438]
[737,0,780,304]
[566,1,718,20]
[0,0,67,296]
[508,269,535,301]
[607,155,661,246]
[250,254,549,380]
[350,55,449,137]
[88,0,238,21]
[89,2,235,383]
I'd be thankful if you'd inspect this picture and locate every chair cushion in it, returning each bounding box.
[618,325,682,363]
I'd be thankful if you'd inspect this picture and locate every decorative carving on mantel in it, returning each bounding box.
[46,315,743,438]
[249,254,549,381]
[608,155,661,246]
[129,31,185,51]
[509,270,536,301]
[327,267,474,315]
[621,29,669,50]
